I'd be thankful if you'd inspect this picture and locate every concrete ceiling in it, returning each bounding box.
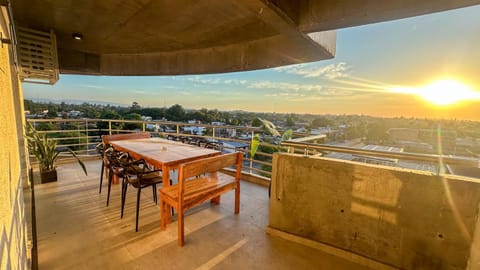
[10,0,480,76]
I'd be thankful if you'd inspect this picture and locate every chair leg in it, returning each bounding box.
[99,160,104,194]
[106,169,113,207]
[135,188,141,232]
[152,184,157,204]
[121,180,128,219]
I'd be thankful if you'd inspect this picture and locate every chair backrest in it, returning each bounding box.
[102,132,151,144]
[178,152,243,182]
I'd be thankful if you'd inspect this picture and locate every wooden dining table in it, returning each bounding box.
[109,137,221,187]
[109,137,221,223]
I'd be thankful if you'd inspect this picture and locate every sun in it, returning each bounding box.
[390,79,480,106]
[419,79,478,106]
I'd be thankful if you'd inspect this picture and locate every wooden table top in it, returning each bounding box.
[109,138,221,167]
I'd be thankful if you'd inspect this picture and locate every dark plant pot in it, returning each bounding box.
[40,169,57,183]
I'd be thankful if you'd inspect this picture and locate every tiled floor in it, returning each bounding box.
[33,160,373,270]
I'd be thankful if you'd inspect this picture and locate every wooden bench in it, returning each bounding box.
[159,152,243,246]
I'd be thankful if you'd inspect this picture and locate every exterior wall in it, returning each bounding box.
[269,153,480,270]
[0,7,29,270]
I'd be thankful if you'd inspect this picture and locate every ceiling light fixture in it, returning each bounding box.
[72,33,83,41]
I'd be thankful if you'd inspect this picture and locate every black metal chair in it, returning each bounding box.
[105,149,133,206]
[96,143,113,194]
[121,159,163,232]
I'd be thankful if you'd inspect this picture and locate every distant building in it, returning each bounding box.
[326,144,439,173]
[68,110,82,118]
[388,128,457,154]
[221,141,248,153]
[184,120,205,135]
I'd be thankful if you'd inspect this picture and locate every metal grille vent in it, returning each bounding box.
[16,26,59,84]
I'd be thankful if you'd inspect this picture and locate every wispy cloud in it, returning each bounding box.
[187,76,221,84]
[178,91,192,96]
[274,62,350,79]
[248,81,323,92]
[133,90,147,94]
[185,76,248,86]
[84,85,106,89]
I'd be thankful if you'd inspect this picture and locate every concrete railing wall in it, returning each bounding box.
[269,153,480,270]
[0,9,30,270]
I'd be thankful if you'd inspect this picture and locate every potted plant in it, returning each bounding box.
[25,123,87,183]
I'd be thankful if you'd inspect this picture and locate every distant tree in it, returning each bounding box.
[130,101,141,113]
[186,111,205,122]
[140,107,165,119]
[286,115,295,127]
[123,113,142,130]
[311,117,333,128]
[97,110,123,130]
[231,118,240,126]
[36,122,56,131]
[366,121,389,144]
[46,110,58,118]
[344,123,366,140]
[24,99,33,112]
[166,104,185,121]
[82,107,101,119]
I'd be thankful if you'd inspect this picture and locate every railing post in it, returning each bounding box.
[108,120,112,135]
[250,129,254,174]
[142,122,146,132]
[176,124,179,135]
[85,119,89,155]
[212,127,216,138]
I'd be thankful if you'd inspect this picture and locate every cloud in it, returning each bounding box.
[185,76,248,86]
[274,62,350,79]
[83,85,106,89]
[248,81,323,92]
[133,90,147,94]
[187,76,222,84]
[247,79,380,102]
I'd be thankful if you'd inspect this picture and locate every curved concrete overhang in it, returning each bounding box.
[10,0,480,76]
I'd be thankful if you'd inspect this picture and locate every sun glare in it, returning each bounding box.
[390,79,480,106]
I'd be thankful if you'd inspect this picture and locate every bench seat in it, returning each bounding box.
[160,173,236,210]
[159,152,242,246]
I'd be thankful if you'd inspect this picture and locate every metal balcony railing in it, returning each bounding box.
[26,118,479,179]
[26,118,306,180]
[281,140,480,177]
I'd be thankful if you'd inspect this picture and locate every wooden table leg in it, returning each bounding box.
[162,164,172,224]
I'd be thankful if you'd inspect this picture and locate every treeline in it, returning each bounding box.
[24,100,480,141]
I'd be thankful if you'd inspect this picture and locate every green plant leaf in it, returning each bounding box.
[65,148,88,176]
[282,129,293,141]
[255,118,280,137]
[250,134,260,158]
[24,123,88,176]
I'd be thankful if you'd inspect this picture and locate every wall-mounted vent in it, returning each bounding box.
[16,27,59,85]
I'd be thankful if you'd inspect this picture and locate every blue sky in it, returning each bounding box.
[23,5,480,120]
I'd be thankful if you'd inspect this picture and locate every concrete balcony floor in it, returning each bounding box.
[33,160,372,270]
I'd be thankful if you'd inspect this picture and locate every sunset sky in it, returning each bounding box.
[23,5,480,120]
